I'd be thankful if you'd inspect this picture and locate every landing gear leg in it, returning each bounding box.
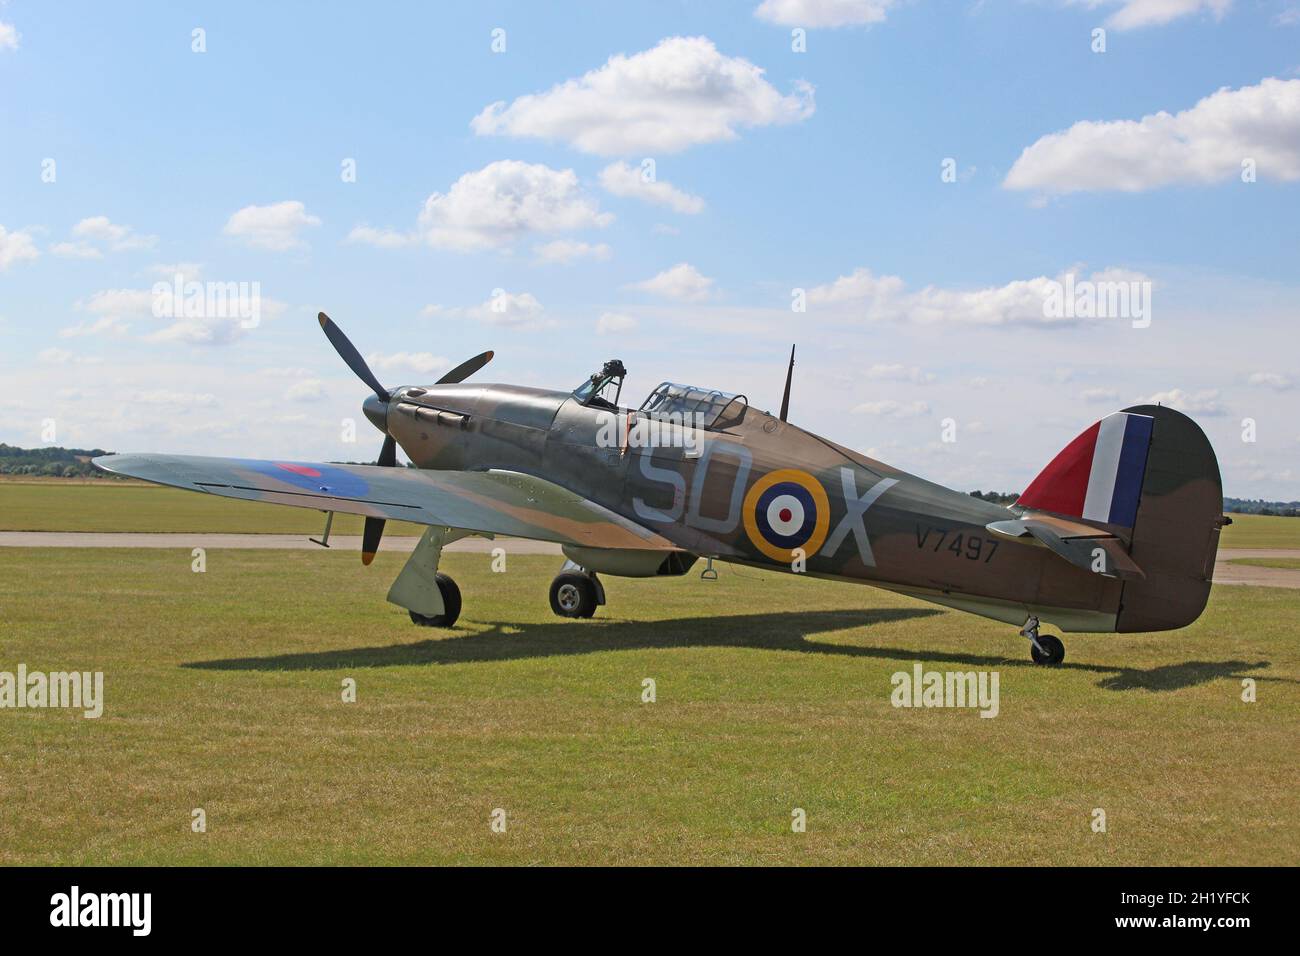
[387,526,466,628]
[1020,615,1065,666]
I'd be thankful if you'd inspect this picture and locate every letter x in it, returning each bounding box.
[820,471,898,566]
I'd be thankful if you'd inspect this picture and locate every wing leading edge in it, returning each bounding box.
[92,453,677,552]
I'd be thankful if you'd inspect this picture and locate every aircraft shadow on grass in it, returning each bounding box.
[183,607,1285,693]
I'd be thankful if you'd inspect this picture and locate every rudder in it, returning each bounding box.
[1114,404,1224,632]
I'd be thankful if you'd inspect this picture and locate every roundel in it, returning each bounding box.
[243,459,371,498]
[742,469,830,563]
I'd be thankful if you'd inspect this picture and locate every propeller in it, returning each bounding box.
[318,312,389,404]
[317,311,494,565]
[360,435,397,566]
[437,350,494,385]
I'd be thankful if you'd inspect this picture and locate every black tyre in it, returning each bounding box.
[549,572,598,619]
[1030,633,1065,665]
[409,572,462,627]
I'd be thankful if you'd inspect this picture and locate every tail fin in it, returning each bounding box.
[1016,410,1153,530]
[1018,406,1224,632]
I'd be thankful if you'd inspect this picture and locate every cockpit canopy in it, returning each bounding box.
[639,382,747,431]
[573,361,748,430]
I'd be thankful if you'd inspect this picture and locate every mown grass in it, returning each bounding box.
[1219,513,1300,550]
[1229,557,1300,570]
[0,547,1295,866]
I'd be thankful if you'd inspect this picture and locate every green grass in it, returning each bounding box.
[0,481,422,535]
[1220,513,1300,550]
[1,548,1295,866]
[1228,557,1300,570]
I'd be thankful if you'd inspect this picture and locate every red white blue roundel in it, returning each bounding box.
[240,460,371,498]
[742,469,831,563]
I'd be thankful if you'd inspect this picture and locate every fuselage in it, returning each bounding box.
[383,381,1125,631]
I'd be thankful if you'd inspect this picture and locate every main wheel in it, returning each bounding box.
[409,572,462,627]
[549,572,598,619]
[1030,633,1065,665]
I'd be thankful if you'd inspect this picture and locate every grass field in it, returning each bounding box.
[1229,557,1300,570]
[1,546,1296,866]
[3,481,1298,547]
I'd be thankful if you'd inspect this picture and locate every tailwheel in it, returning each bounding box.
[409,572,461,628]
[1029,633,1065,666]
[549,572,598,619]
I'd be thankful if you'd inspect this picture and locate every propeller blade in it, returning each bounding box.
[318,312,389,404]
[436,350,494,385]
[361,516,385,566]
[361,435,398,564]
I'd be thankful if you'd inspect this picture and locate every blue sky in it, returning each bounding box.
[2,0,1298,497]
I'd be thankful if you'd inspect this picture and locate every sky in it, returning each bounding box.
[1,0,1297,498]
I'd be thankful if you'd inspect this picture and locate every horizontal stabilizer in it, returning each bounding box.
[987,514,1144,581]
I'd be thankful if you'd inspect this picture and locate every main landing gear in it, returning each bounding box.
[549,565,605,619]
[1020,615,1065,665]
[409,572,462,628]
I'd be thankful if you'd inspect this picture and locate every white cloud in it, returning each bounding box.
[70,215,156,251]
[365,352,452,376]
[1248,371,1293,390]
[0,225,39,270]
[534,239,612,264]
[864,363,935,384]
[355,161,611,253]
[150,263,203,282]
[50,242,103,260]
[1091,0,1232,31]
[427,292,550,328]
[285,379,328,402]
[1139,388,1227,415]
[59,315,131,339]
[75,281,284,347]
[471,36,814,155]
[346,225,416,249]
[470,291,547,328]
[1081,387,1121,403]
[806,265,1151,326]
[1005,77,1300,194]
[755,0,897,28]
[142,318,247,347]
[598,162,705,214]
[81,288,155,318]
[131,390,218,408]
[0,21,18,51]
[223,201,321,251]
[36,348,103,366]
[628,262,715,302]
[596,312,638,335]
[852,399,931,417]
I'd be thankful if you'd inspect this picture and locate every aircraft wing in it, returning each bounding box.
[92,453,678,551]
